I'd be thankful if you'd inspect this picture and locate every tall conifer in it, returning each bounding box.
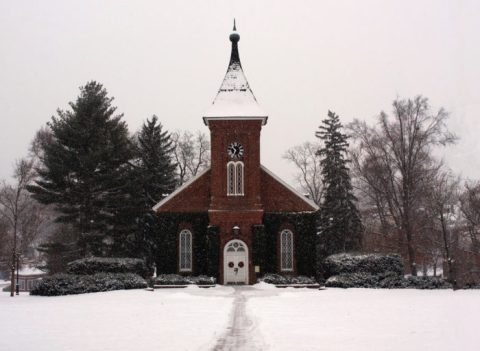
[316,111,363,259]
[113,116,177,259]
[28,81,132,256]
[135,115,177,208]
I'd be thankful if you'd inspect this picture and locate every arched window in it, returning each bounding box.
[227,161,244,196]
[235,162,244,195]
[280,229,294,272]
[227,162,236,195]
[179,229,192,272]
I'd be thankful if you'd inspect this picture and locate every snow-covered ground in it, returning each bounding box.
[0,287,233,351]
[246,286,480,351]
[1,285,479,351]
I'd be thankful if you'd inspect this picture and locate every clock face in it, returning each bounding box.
[227,142,244,159]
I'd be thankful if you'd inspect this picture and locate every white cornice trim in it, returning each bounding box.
[152,167,211,212]
[260,165,320,211]
[203,116,268,126]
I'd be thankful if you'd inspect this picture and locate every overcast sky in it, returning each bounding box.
[1,0,479,185]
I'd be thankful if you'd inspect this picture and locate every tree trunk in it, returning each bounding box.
[10,252,15,297]
[404,224,417,276]
[10,213,17,297]
[440,212,457,290]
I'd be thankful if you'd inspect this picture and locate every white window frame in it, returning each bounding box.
[179,229,193,272]
[280,229,294,272]
[227,161,244,196]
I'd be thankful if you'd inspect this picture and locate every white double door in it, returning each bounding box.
[224,240,248,284]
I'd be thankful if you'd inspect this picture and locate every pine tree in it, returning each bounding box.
[135,115,177,208]
[112,116,177,258]
[37,224,80,274]
[28,81,133,256]
[316,110,363,260]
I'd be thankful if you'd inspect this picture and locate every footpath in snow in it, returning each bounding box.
[1,284,480,351]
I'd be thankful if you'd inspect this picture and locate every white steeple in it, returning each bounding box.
[203,21,268,125]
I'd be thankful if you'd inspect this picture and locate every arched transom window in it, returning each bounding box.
[280,229,294,272]
[179,229,192,272]
[227,161,244,196]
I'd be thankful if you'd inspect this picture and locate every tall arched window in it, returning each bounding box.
[235,162,244,195]
[179,229,192,272]
[280,229,294,272]
[227,162,236,195]
[227,161,244,196]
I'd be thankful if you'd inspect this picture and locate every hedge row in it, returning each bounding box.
[66,257,150,278]
[323,253,404,278]
[259,273,317,285]
[326,272,452,289]
[153,274,216,286]
[30,273,147,296]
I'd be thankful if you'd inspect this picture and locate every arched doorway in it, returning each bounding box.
[223,239,249,284]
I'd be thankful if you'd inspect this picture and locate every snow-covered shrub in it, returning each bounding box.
[325,272,393,288]
[30,273,147,296]
[323,253,404,278]
[462,282,480,289]
[325,272,452,289]
[259,273,317,285]
[381,276,452,289]
[66,257,149,278]
[153,274,216,286]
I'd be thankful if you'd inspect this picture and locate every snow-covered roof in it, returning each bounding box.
[203,25,268,125]
[152,167,210,211]
[18,265,45,276]
[261,165,320,211]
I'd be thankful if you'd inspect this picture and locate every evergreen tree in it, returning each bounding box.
[135,115,177,208]
[316,110,363,259]
[37,224,80,274]
[112,116,177,258]
[28,81,133,256]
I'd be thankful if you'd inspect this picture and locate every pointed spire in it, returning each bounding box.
[203,22,268,125]
[229,19,240,65]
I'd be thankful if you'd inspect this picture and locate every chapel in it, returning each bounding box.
[152,23,318,284]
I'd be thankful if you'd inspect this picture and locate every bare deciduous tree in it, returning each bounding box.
[0,158,48,296]
[283,142,323,205]
[460,181,480,253]
[171,130,210,185]
[422,170,461,288]
[349,96,456,275]
[29,126,54,161]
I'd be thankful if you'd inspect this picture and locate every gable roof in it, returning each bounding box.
[152,167,211,212]
[261,165,319,211]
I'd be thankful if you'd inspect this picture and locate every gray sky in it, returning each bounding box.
[1,0,479,184]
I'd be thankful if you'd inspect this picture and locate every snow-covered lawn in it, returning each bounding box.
[1,285,479,351]
[247,286,480,351]
[0,287,233,351]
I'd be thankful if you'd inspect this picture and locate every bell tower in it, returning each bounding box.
[203,22,268,282]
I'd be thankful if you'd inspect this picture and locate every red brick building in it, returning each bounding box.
[153,24,318,284]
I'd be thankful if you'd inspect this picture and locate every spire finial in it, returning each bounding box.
[229,19,240,44]
[230,18,240,45]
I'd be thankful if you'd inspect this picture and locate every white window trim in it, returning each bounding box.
[179,229,193,272]
[227,161,244,196]
[280,229,294,272]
